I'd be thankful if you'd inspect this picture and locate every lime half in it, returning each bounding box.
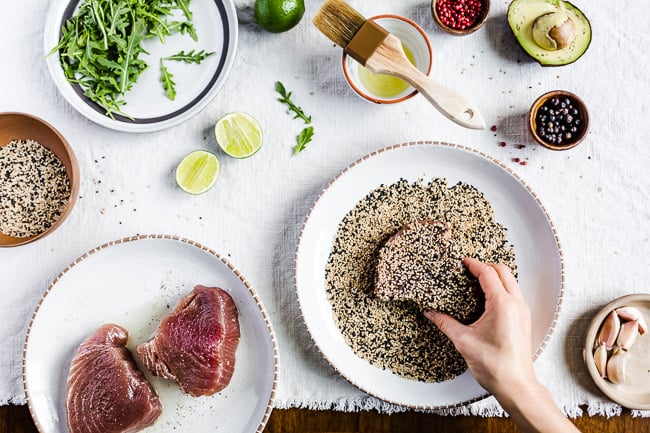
[175,150,220,194]
[215,112,263,159]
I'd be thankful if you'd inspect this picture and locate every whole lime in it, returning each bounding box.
[254,0,305,33]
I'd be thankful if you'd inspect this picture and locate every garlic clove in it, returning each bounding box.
[597,310,620,350]
[593,345,608,378]
[617,320,640,351]
[615,306,648,334]
[616,306,642,321]
[639,316,649,335]
[606,349,629,384]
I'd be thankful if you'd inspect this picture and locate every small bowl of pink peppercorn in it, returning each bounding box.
[432,0,490,35]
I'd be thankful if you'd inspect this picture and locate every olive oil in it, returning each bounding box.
[357,45,416,99]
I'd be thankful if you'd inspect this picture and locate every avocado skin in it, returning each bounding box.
[507,0,592,67]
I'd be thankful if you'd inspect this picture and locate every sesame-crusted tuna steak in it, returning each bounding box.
[136,285,240,397]
[66,324,162,433]
[374,219,484,323]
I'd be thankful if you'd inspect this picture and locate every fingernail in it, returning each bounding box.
[423,310,436,320]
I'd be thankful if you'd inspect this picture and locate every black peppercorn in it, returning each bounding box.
[535,94,584,147]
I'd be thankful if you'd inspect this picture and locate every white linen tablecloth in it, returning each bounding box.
[1,0,649,417]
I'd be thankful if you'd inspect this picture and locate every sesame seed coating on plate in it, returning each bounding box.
[325,177,516,382]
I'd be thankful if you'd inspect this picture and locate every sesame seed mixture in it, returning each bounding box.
[325,178,516,382]
[0,139,71,238]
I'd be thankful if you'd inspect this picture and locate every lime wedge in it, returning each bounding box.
[215,112,263,158]
[175,150,220,194]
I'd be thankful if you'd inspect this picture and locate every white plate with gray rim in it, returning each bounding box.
[294,141,564,409]
[44,0,238,133]
[23,235,278,433]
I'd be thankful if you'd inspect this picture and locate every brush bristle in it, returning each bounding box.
[312,0,367,48]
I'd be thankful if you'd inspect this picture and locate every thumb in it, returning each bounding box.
[424,310,466,342]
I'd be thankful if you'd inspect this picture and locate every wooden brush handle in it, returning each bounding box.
[365,34,485,130]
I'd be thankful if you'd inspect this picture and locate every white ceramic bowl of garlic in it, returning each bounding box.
[583,294,650,409]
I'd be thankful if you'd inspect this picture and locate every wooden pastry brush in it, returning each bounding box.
[313,0,485,130]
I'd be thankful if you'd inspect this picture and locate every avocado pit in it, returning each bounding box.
[532,11,575,50]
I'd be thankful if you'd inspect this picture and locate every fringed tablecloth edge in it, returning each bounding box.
[272,397,650,418]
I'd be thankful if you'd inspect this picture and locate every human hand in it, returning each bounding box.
[424,257,536,399]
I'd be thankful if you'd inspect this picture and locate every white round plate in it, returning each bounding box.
[295,141,564,409]
[44,0,238,132]
[24,235,279,433]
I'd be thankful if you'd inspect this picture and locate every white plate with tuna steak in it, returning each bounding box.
[295,141,564,409]
[23,235,279,433]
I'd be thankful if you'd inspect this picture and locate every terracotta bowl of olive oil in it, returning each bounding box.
[342,15,432,104]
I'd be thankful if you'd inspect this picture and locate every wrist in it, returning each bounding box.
[492,374,544,409]
[492,380,580,433]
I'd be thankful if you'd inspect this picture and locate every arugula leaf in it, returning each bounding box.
[174,0,193,20]
[169,21,198,41]
[120,18,146,94]
[164,50,214,64]
[159,50,213,100]
[160,60,176,100]
[294,126,314,155]
[275,81,312,124]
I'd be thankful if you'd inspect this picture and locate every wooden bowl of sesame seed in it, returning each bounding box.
[0,112,79,247]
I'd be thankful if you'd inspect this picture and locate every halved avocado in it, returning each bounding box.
[508,0,591,66]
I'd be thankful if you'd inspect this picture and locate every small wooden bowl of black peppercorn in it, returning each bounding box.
[432,0,490,35]
[529,90,589,151]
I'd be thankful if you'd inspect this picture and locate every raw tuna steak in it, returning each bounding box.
[375,219,484,323]
[136,285,240,397]
[66,324,162,433]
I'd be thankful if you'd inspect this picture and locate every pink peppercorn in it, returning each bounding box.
[436,0,483,30]
[521,161,528,166]
[513,157,521,163]
[499,142,506,147]
[490,125,497,131]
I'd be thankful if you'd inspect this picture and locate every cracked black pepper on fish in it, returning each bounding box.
[325,178,516,382]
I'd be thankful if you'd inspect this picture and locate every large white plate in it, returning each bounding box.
[23,235,279,433]
[44,0,238,132]
[295,142,564,409]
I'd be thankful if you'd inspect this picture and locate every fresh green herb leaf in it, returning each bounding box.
[294,126,314,155]
[160,60,176,100]
[174,0,193,20]
[275,81,312,124]
[169,21,198,41]
[164,50,214,64]
[120,18,146,94]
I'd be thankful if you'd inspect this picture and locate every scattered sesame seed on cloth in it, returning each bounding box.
[0,139,70,238]
[325,178,517,382]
